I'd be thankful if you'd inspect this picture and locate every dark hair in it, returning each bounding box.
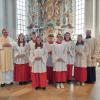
[48,34,54,37]
[57,33,63,38]
[86,35,91,39]
[76,40,84,45]
[76,35,84,45]
[64,32,71,41]
[17,33,25,46]
[32,32,36,35]
[86,30,91,34]
[35,36,43,49]
[86,30,91,39]
[2,28,7,33]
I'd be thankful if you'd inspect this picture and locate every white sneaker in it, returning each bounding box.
[81,83,85,86]
[60,83,64,88]
[56,83,60,89]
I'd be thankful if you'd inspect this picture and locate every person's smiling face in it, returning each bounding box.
[2,29,8,38]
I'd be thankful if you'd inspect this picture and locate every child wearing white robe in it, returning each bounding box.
[14,33,31,85]
[45,34,54,83]
[30,36,48,90]
[64,32,75,83]
[52,34,67,89]
[74,35,89,86]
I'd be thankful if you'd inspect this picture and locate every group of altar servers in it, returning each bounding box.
[0,28,99,90]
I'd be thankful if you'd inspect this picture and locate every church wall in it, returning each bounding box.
[0,0,16,39]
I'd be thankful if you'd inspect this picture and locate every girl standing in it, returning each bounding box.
[45,34,54,83]
[74,35,88,86]
[14,33,31,85]
[64,32,75,83]
[30,36,48,90]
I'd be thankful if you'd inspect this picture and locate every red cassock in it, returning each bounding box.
[30,46,48,88]
[45,42,54,82]
[52,42,68,83]
[74,67,87,82]
[53,71,67,83]
[67,64,73,80]
[74,42,88,83]
[47,66,53,82]
[14,64,31,82]
[64,40,75,81]
[31,72,47,88]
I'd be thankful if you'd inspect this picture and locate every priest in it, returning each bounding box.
[0,28,16,87]
[85,30,99,83]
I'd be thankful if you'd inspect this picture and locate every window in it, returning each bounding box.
[75,0,85,36]
[16,0,28,35]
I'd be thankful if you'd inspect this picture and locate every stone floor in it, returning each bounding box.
[0,67,100,100]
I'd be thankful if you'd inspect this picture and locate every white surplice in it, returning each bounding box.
[14,43,29,64]
[30,46,48,73]
[74,43,89,68]
[45,42,54,67]
[52,42,67,71]
[64,41,75,65]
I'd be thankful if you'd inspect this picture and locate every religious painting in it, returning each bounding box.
[28,0,74,40]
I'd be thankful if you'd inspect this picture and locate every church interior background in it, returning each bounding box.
[0,0,100,100]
